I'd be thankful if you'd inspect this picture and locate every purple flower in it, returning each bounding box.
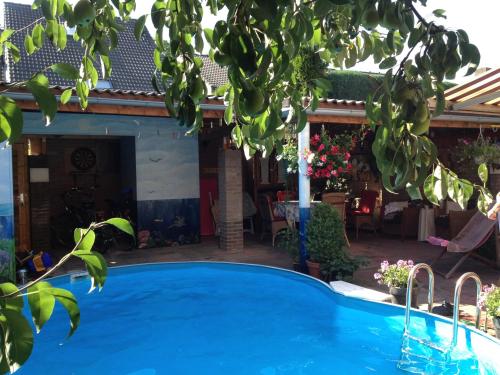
[374,272,382,280]
[397,260,406,268]
[380,260,389,272]
[407,260,414,267]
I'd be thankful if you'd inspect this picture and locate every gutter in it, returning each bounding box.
[6,92,500,125]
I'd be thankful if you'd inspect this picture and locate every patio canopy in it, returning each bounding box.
[444,68,500,113]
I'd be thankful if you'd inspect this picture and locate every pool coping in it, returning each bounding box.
[49,260,500,346]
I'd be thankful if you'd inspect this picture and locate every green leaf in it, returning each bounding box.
[60,89,72,104]
[432,9,447,18]
[424,174,439,205]
[51,63,79,80]
[24,34,36,55]
[105,218,135,237]
[406,185,422,200]
[379,56,397,69]
[0,283,23,312]
[433,86,445,118]
[73,228,96,251]
[0,95,23,142]
[478,163,488,186]
[48,288,80,337]
[0,29,14,43]
[134,15,147,41]
[73,250,107,292]
[0,310,34,373]
[26,74,57,125]
[32,24,44,48]
[27,281,55,333]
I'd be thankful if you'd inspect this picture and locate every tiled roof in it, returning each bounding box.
[2,2,228,92]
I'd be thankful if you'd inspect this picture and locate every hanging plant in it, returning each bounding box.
[281,127,359,193]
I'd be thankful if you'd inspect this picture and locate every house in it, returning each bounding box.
[0,3,498,281]
[0,2,229,280]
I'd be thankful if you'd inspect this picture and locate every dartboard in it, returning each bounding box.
[71,147,96,171]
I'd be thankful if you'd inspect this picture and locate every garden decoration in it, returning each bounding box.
[479,284,500,338]
[374,259,418,307]
[0,0,493,371]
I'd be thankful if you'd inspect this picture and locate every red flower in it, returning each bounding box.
[347,163,353,170]
[344,152,351,161]
[320,155,327,162]
[332,170,338,177]
[325,171,331,178]
[327,164,333,171]
[318,143,325,152]
[331,145,339,154]
[307,166,313,176]
[338,166,343,173]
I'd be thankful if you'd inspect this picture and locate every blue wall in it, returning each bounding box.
[22,112,200,246]
[0,144,15,280]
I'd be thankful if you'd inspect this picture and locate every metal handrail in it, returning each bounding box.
[452,272,482,346]
[404,263,435,336]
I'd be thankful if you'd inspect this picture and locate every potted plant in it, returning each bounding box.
[451,137,500,182]
[479,284,500,338]
[374,259,418,307]
[307,203,365,281]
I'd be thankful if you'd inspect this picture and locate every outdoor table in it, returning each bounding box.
[418,206,436,241]
[273,200,322,223]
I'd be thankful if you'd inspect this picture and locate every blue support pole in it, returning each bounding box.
[298,122,310,271]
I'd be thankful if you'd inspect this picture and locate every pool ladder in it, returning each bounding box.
[403,263,482,347]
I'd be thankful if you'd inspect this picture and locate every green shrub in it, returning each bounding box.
[307,203,365,279]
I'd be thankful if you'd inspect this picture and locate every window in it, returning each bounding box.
[96,80,113,89]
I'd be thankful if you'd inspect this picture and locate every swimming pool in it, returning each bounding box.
[18,262,500,374]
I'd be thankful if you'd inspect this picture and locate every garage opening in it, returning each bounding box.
[13,135,136,260]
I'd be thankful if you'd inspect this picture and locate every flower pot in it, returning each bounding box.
[306,260,322,279]
[389,286,419,307]
[322,192,346,205]
[493,317,500,339]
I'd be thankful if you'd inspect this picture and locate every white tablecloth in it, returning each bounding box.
[418,206,436,241]
[273,201,322,223]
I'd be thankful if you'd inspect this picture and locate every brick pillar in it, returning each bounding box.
[218,149,243,251]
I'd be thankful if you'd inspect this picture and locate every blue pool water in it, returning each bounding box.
[18,263,500,374]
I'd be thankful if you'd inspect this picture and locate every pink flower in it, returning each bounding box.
[380,261,389,272]
[407,260,414,267]
[347,163,352,170]
[397,259,406,268]
[331,145,339,154]
[344,152,351,161]
[327,164,333,171]
[374,272,382,280]
[307,166,313,176]
[320,155,327,162]
[318,144,325,152]
[332,170,338,177]
[338,166,343,173]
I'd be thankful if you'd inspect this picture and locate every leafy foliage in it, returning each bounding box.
[306,203,364,279]
[0,218,134,372]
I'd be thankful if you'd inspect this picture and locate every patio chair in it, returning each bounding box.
[349,190,379,240]
[258,194,289,247]
[427,210,497,279]
[276,190,296,202]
